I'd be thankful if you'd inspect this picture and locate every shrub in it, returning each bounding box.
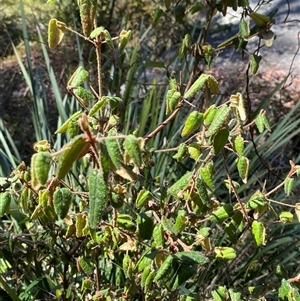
[0,0,300,300]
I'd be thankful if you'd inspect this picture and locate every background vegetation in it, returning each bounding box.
[0,0,299,300]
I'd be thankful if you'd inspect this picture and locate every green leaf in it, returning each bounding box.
[168,172,192,198]
[56,134,89,180]
[250,54,262,75]
[152,7,164,26]
[210,204,234,222]
[206,105,230,137]
[188,142,201,161]
[152,224,164,248]
[279,211,294,223]
[181,111,203,137]
[233,135,244,156]
[230,92,246,122]
[137,212,154,240]
[144,61,165,68]
[196,177,210,207]
[118,30,132,54]
[73,87,95,105]
[48,19,66,48]
[175,251,208,264]
[53,188,73,219]
[55,110,82,134]
[284,177,294,196]
[199,162,215,190]
[239,18,250,40]
[123,135,143,167]
[184,74,209,99]
[213,127,229,155]
[173,210,188,234]
[88,170,107,229]
[0,192,11,217]
[251,220,266,246]
[173,143,186,162]
[89,26,105,39]
[68,66,89,88]
[237,156,249,183]
[105,128,123,169]
[215,247,236,260]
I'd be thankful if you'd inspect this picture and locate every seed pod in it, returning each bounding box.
[105,128,122,169]
[154,255,179,286]
[184,74,209,99]
[123,135,142,167]
[33,151,51,186]
[110,192,123,209]
[53,188,73,219]
[88,170,107,229]
[206,105,230,137]
[56,134,90,180]
[181,111,203,137]
[0,192,11,216]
